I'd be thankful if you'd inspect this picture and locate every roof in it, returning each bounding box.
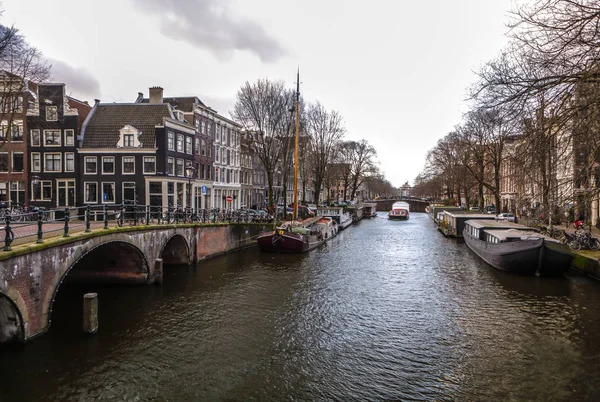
[138,96,205,112]
[465,220,535,230]
[82,103,173,148]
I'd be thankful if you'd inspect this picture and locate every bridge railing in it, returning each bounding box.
[1,204,274,252]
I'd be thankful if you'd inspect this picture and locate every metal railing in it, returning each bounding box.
[1,203,275,252]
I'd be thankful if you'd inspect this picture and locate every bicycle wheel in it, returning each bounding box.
[591,239,600,251]
[568,240,581,251]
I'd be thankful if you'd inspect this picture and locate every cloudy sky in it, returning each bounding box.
[2,0,515,187]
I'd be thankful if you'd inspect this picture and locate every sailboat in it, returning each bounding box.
[256,71,338,253]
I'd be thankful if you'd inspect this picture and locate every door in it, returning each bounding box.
[57,180,76,207]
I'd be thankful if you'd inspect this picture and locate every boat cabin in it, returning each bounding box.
[464,220,537,241]
[484,229,543,244]
[439,211,491,237]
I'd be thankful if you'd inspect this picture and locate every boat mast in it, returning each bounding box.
[292,68,300,221]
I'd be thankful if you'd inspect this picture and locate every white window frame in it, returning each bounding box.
[167,157,175,175]
[64,129,75,147]
[177,134,184,153]
[46,105,58,121]
[185,136,192,154]
[84,182,98,204]
[31,152,41,172]
[44,152,62,172]
[84,156,97,175]
[122,156,135,175]
[102,156,115,175]
[30,129,40,147]
[43,129,62,146]
[176,159,184,177]
[101,182,116,204]
[11,151,23,172]
[0,152,8,173]
[143,156,156,174]
[64,152,75,172]
[167,131,175,151]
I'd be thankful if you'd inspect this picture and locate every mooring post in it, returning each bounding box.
[83,293,98,334]
[154,258,163,284]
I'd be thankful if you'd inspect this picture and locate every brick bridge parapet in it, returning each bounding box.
[0,223,268,344]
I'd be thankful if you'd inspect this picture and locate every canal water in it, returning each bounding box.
[2,213,600,401]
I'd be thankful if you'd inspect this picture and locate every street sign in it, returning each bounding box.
[226,195,233,203]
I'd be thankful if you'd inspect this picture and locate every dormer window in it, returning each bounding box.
[124,134,134,147]
[117,125,142,148]
[46,106,58,121]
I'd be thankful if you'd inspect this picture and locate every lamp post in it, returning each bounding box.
[185,166,196,212]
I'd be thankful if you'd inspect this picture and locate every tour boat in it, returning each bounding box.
[256,216,338,253]
[463,220,573,276]
[318,206,353,230]
[388,201,409,220]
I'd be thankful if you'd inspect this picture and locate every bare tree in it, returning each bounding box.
[346,139,377,201]
[0,23,50,148]
[232,79,295,213]
[305,101,345,205]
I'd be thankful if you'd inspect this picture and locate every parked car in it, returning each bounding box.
[496,213,515,222]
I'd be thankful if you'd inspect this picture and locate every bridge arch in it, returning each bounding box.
[160,234,191,265]
[0,291,25,343]
[42,240,150,332]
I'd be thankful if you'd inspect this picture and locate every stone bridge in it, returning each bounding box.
[374,198,429,213]
[0,223,268,344]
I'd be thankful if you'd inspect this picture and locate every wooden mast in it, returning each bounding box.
[292,68,300,221]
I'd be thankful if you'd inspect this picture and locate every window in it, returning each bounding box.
[195,138,200,155]
[148,181,163,207]
[185,136,192,154]
[43,130,61,146]
[30,130,40,146]
[177,134,184,152]
[176,159,184,176]
[201,139,206,156]
[32,180,52,201]
[167,157,175,175]
[102,182,115,203]
[194,119,200,130]
[123,156,135,174]
[31,153,41,172]
[12,152,23,172]
[168,131,175,151]
[84,182,98,203]
[84,156,97,174]
[143,156,156,174]
[9,182,24,205]
[11,121,23,141]
[0,153,7,172]
[46,106,58,121]
[215,146,220,162]
[45,153,61,172]
[64,129,75,146]
[65,153,74,172]
[42,181,52,200]
[124,134,134,147]
[102,156,114,174]
[201,121,205,134]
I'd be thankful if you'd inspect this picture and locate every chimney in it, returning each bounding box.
[149,86,164,104]
[135,92,144,103]
[94,99,100,105]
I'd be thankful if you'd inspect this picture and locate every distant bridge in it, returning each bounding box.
[373,198,429,213]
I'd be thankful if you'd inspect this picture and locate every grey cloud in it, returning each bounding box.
[132,0,286,63]
[48,58,101,101]
[201,95,235,117]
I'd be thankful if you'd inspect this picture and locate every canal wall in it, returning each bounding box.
[0,223,269,343]
[571,252,600,280]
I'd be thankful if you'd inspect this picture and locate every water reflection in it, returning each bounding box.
[1,213,600,401]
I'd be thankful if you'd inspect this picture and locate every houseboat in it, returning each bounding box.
[463,220,573,276]
[257,216,338,253]
[318,206,353,230]
[388,201,410,221]
[362,203,378,218]
[438,211,493,237]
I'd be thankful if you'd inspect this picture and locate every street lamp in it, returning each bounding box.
[185,166,196,212]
